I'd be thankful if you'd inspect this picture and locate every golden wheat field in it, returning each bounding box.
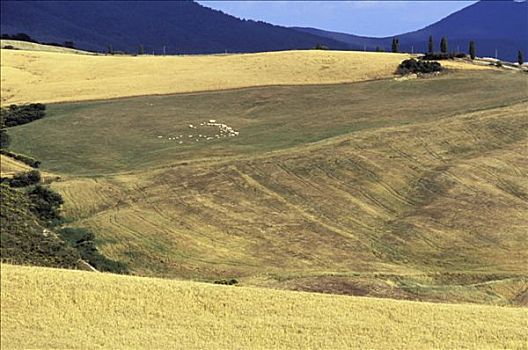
[1,264,527,350]
[0,44,493,106]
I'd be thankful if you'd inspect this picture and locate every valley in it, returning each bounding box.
[1,42,526,349]
[4,64,527,305]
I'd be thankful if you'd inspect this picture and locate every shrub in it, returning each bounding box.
[27,184,64,222]
[0,129,9,148]
[397,59,443,75]
[214,278,239,285]
[8,170,41,188]
[1,103,46,127]
[58,227,129,274]
[2,45,16,50]
[421,52,466,60]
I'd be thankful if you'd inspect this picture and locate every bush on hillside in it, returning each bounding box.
[1,103,46,127]
[58,227,129,274]
[0,129,9,148]
[214,278,239,285]
[397,59,443,75]
[421,52,467,60]
[8,170,41,188]
[27,184,64,223]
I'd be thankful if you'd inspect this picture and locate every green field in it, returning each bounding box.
[7,69,528,305]
[9,70,526,175]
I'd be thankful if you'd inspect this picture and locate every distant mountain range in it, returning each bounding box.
[1,0,526,60]
[0,0,350,54]
[294,0,528,62]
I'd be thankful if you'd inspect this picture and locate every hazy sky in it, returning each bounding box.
[198,1,478,37]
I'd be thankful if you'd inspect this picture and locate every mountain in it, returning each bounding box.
[0,0,350,54]
[294,0,528,62]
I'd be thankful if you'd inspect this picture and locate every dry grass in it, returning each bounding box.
[7,69,527,303]
[0,39,94,55]
[0,154,31,177]
[0,48,492,106]
[2,264,526,350]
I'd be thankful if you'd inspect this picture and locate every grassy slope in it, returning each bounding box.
[2,264,527,350]
[0,184,81,268]
[7,69,528,305]
[0,39,94,55]
[0,154,31,177]
[0,48,493,106]
[8,70,524,175]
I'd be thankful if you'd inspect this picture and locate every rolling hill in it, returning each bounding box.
[4,45,526,305]
[294,0,528,62]
[2,264,526,349]
[0,46,493,106]
[0,0,350,54]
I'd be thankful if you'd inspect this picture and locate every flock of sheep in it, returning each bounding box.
[157,119,239,144]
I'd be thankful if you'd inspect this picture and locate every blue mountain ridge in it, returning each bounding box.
[1,0,526,60]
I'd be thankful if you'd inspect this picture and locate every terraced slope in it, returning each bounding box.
[7,69,527,304]
[0,47,493,106]
[2,264,527,350]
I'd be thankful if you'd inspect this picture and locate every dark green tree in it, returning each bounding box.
[428,35,434,53]
[391,38,400,53]
[27,185,64,222]
[469,41,476,60]
[0,129,9,148]
[440,37,448,53]
[8,170,41,188]
[518,50,524,65]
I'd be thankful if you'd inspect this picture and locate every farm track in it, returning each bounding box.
[4,65,525,303]
[47,99,528,303]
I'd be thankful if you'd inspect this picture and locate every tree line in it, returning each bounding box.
[1,32,75,49]
[390,36,524,65]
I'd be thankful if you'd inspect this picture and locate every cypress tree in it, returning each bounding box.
[428,35,434,53]
[440,37,448,53]
[469,41,476,60]
[518,50,524,65]
[392,38,400,53]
